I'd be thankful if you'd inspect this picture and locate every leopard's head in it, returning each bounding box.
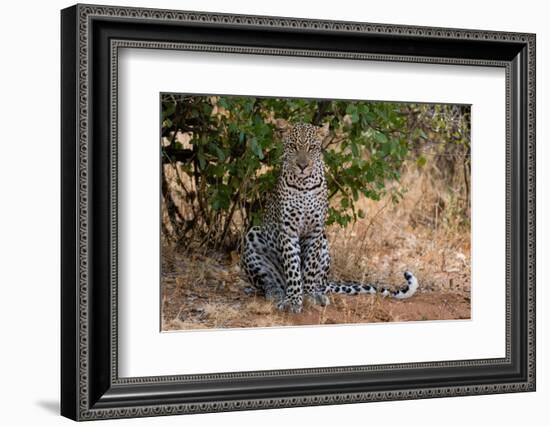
[281,122,329,179]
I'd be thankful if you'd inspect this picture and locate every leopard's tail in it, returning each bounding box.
[319,271,418,300]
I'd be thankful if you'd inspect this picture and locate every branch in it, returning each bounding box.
[322,136,345,150]
[162,147,195,163]
[325,168,348,200]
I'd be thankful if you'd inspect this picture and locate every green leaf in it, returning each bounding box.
[366,111,376,123]
[366,167,375,182]
[249,137,264,160]
[340,197,349,208]
[212,198,220,210]
[210,143,225,161]
[162,101,176,120]
[350,142,359,157]
[374,131,388,144]
[197,151,206,170]
[345,104,357,115]
[218,97,229,109]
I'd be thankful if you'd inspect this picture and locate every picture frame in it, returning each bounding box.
[60,3,536,421]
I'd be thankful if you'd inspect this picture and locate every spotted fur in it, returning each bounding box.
[241,122,418,313]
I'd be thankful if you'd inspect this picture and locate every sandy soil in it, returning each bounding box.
[161,249,470,331]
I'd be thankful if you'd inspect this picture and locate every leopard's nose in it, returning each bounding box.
[296,158,309,171]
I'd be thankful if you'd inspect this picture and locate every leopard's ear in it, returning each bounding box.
[317,122,330,141]
[274,119,290,136]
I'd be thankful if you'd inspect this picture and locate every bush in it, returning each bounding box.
[160,94,469,250]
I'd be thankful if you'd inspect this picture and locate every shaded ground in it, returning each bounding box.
[161,248,470,331]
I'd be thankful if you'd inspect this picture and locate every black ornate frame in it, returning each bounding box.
[61,3,536,421]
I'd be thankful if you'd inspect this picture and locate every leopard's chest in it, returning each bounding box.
[279,187,327,237]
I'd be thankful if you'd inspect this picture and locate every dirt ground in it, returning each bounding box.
[161,246,471,331]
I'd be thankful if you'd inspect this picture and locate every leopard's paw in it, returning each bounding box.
[277,297,303,314]
[305,292,330,307]
[265,287,285,303]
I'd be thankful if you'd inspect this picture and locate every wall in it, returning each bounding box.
[0,0,547,424]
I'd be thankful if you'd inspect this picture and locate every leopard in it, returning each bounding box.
[241,122,418,313]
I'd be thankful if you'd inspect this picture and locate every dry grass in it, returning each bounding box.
[161,161,471,331]
[328,164,471,296]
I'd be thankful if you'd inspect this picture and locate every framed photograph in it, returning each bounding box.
[61,4,536,421]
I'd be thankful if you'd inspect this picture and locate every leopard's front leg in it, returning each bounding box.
[301,233,330,307]
[277,232,303,313]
